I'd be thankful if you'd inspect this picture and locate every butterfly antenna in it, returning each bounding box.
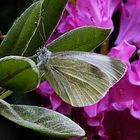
[40,16,47,41]
[28,54,38,59]
[35,21,45,43]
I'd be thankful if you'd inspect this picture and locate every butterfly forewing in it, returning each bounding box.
[42,52,113,107]
[51,52,126,86]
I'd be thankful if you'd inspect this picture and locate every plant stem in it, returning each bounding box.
[0,90,13,99]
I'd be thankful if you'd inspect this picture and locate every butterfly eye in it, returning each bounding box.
[34,13,47,43]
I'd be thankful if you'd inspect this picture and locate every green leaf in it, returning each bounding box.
[0,0,68,57]
[0,99,85,138]
[0,56,40,93]
[48,26,111,52]
[0,90,13,100]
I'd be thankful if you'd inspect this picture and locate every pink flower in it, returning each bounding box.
[108,75,140,120]
[36,81,54,97]
[109,41,140,86]
[128,50,140,86]
[95,74,140,139]
[100,109,140,140]
[115,0,140,48]
[83,41,140,139]
[36,81,72,115]
[58,0,121,33]
[108,40,136,64]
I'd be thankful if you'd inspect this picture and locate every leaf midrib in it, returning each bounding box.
[0,65,32,85]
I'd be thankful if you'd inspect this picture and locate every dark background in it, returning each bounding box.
[0,0,33,34]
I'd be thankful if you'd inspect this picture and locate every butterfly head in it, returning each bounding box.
[37,47,52,64]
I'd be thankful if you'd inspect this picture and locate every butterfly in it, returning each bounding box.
[37,49,126,107]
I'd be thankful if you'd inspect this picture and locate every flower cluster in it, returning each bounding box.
[36,0,140,139]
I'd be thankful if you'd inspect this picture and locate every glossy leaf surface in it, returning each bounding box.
[48,26,111,52]
[0,56,40,93]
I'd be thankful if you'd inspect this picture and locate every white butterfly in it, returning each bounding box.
[38,49,126,107]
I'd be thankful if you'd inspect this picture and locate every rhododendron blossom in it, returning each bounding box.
[58,0,121,33]
[115,0,140,47]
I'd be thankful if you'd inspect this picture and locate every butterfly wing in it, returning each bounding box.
[44,55,109,107]
[42,51,126,107]
[55,51,126,86]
